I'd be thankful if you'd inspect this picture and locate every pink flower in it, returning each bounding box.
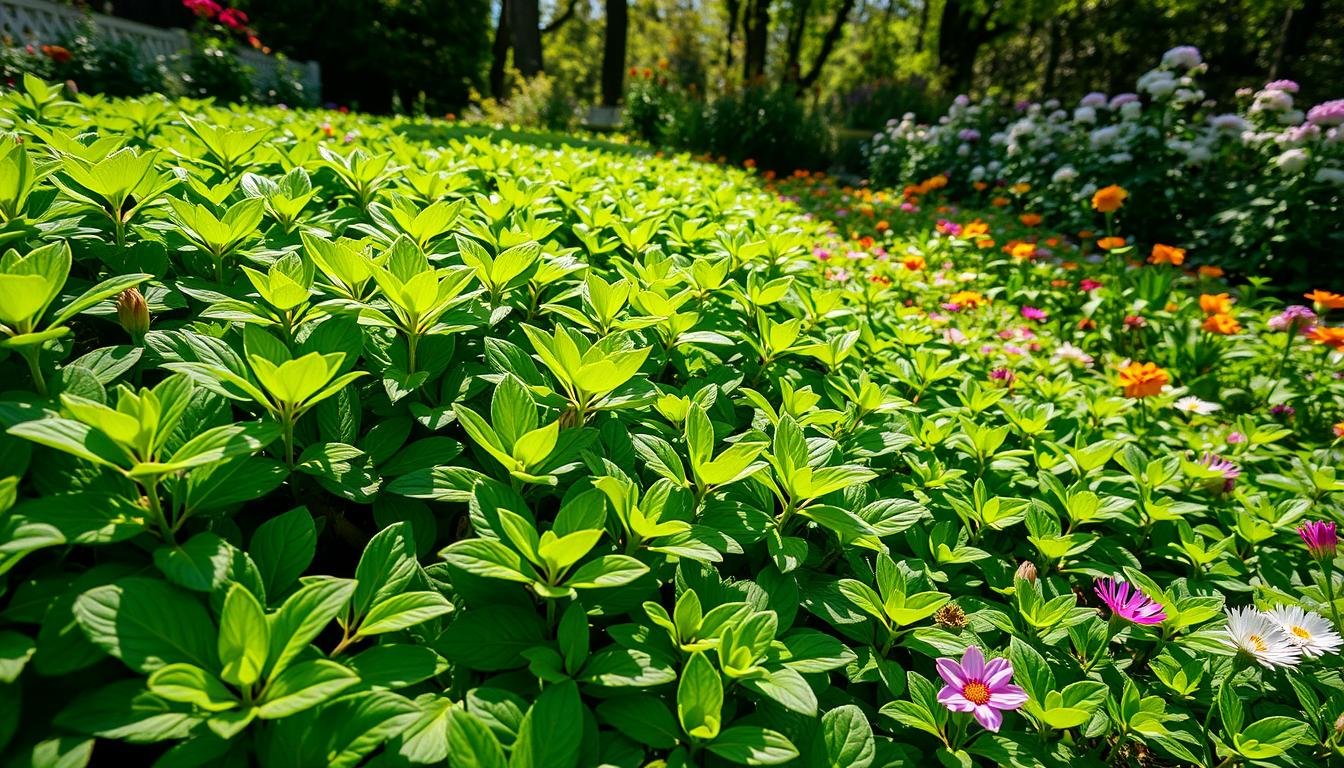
[1199,452,1240,492]
[1226,431,1247,444]
[935,646,1028,732]
[989,367,1015,383]
[1300,521,1338,560]
[1020,306,1047,322]
[900,202,917,212]
[183,0,221,18]
[1268,305,1316,332]
[218,7,248,30]
[1094,577,1166,625]
[1080,278,1102,292]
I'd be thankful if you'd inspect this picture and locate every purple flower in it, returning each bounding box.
[1299,520,1338,560]
[1226,431,1247,444]
[1307,99,1344,127]
[1020,306,1047,322]
[1268,305,1317,331]
[935,646,1028,732]
[958,128,981,142]
[1270,404,1296,419]
[1200,452,1240,492]
[989,367,1015,383]
[1095,577,1167,625]
[1265,79,1300,94]
[1109,93,1140,109]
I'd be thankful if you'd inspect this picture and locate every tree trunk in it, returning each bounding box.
[542,0,581,34]
[510,0,544,78]
[1042,16,1061,96]
[937,0,995,94]
[601,0,629,106]
[489,0,511,98]
[798,0,856,90]
[782,0,813,85]
[724,0,740,68]
[742,0,770,82]
[914,0,931,53]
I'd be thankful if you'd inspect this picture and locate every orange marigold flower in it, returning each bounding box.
[1334,422,1344,439]
[1199,293,1232,315]
[949,290,988,308]
[1097,236,1127,250]
[1061,261,1078,270]
[903,255,926,271]
[876,220,890,232]
[1051,279,1069,288]
[991,196,1010,208]
[973,181,989,191]
[1078,230,1094,239]
[1202,313,1241,334]
[1011,182,1031,195]
[1117,362,1170,398]
[1308,326,1344,350]
[1019,213,1043,227]
[1045,237,1060,247]
[743,158,756,169]
[1092,185,1128,213]
[963,220,990,238]
[927,175,949,189]
[976,238,995,249]
[1198,265,1224,278]
[1010,242,1037,261]
[1149,243,1186,265]
[1306,290,1344,310]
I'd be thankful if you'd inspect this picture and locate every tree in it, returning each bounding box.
[511,0,545,78]
[601,0,629,106]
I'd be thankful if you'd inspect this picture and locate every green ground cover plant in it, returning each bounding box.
[0,74,1343,767]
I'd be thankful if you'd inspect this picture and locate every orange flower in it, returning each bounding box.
[1334,422,1344,439]
[963,220,990,238]
[926,175,949,190]
[973,181,989,191]
[743,158,756,169]
[1149,243,1186,265]
[1197,265,1224,278]
[1092,185,1128,213]
[1117,362,1170,398]
[1011,182,1032,195]
[1019,213,1043,227]
[991,196,1010,208]
[1308,326,1344,350]
[903,255,926,271]
[1305,290,1344,310]
[1078,318,1097,330]
[1045,237,1060,247]
[876,220,890,232]
[1061,261,1078,270]
[1097,236,1127,250]
[948,290,988,308]
[976,238,995,249]
[1199,293,1232,315]
[1202,313,1241,334]
[1078,230,1094,239]
[1010,242,1037,261]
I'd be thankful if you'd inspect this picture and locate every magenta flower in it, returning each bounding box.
[1300,520,1338,560]
[935,646,1027,732]
[1094,577,1166,625]
[1020,306,1047,322]
[1199,452,1240,492]
[1268,305,1316,332]
[1079,278,1102,292]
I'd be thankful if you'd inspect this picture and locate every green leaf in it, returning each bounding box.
[821,704,875,768]
[706,726,799,765]
[356,591,453,636]
[677,652,723,740]
[73,578,218,673]
[565,555,648,589]
[353,522,420,617]
[218,584,269,688]
[265,577,355,679]
[250,507,316,598]
[256,659,360,719]
[147,663,238,713]
[508,680,583,768]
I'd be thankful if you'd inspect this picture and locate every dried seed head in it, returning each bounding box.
[934,603,967,629]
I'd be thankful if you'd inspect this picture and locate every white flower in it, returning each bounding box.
[1051,165,1078,184]
[1316,167,1344,185]
[1073,106,1097,124]
[1264,606,1343,658]
[1209,114,1249,133]
[1119,101,1143,121]
[1275,148,1310,173]
[1221,607,1301,668]
[1161,45,1203,69]
[1052,343,1093,367]
[1090,126,1121,148]
[1174,396,1219,415]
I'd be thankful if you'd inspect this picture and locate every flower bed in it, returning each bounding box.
[1,74,1343,767]
[867,46,1344,291]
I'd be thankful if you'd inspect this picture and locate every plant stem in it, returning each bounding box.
[1323,559,1342,632]
[1262,329,1296,406]
[143,477,174,541]
[20,348,46,396]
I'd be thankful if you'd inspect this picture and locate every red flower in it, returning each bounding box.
[183,0,221,19]
[219,7,248,30]
[41,45,72,64]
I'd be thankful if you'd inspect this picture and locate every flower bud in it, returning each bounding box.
[116,288,149,341]
[1015,561,1038,584]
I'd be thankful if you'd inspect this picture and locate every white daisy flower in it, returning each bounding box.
[1174,396,1220,415]
[1221,607,1301,668]
[1264,605,1343,658]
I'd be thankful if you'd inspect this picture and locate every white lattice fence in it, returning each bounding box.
[0,0,320,99]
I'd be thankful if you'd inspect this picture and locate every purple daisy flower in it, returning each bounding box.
[1199,452,1240,492]
[1094,577,1166,625]
[935,646,1027,732]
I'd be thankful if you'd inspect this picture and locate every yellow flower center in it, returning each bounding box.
[962,681,991,706]
[1291,626,1311,640]
[1248,634,1268,652]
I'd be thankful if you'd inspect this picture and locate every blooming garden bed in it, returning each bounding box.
[0,73,1343,767]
